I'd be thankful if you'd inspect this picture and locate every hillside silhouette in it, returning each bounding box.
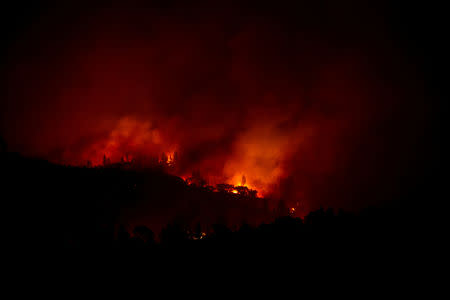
[1,149,423,256]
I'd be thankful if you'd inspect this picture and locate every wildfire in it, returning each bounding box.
[228,174,262,197]
[79,117,269,198]
[159,151,176,165]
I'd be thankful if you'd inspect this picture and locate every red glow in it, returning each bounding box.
[2,1,427,216]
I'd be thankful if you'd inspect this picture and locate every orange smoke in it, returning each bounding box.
[1,1,428,214]
[222,114,315,197]
[77,115,303,197]
[79,117,178,167]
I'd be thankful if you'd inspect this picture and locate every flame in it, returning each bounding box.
[228,173,262,197]
[221,120,311,198]
[80,117,276,198]
[167,153,174,164]
[80,117,182,167]
[159,151,175,165]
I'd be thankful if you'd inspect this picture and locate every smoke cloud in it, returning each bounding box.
[1,1,427,213]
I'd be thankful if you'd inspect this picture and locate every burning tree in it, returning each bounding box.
[234,186,257,198]
[216,183,235,193]
[186,170,207,187]
[103,154,111,166]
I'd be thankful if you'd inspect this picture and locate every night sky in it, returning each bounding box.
[0,1,443,215]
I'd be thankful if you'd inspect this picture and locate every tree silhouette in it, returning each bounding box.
[0,136,6,153]
[132,225,155,247]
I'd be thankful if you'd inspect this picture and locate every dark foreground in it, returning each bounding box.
[1,150,425,262]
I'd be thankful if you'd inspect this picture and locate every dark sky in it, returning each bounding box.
[0,0,443,213]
